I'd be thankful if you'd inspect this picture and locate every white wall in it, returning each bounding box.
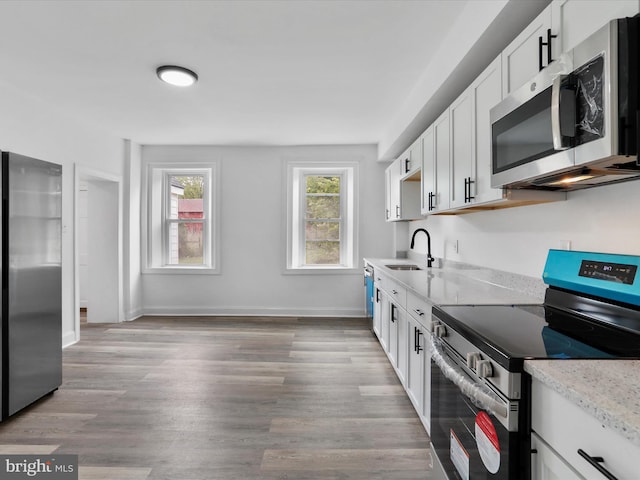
[141,145,392,317]
[407,180,640,279]
[0,80,125,346]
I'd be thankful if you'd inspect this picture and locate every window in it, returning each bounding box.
[287,162,358,270]
[144,163,219,273]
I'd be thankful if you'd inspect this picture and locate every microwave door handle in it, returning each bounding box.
[430,336,508,419]
[551,75,576,150]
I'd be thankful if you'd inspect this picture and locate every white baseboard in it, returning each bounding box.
[126,308,145,321]
[62,330,78,349]
[140,305,366,318]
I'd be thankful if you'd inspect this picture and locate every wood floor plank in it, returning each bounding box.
[0,316,432,479]
[261,448,432,471]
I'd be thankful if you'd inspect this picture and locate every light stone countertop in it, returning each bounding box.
[364,257,544,305]
[524,360,640,446]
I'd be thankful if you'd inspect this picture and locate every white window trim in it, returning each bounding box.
[285,161,359,274]
[142,161,221,275]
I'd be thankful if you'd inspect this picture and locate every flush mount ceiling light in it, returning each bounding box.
[156,65,198,87]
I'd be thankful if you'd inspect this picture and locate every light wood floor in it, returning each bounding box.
[0,316,432,479]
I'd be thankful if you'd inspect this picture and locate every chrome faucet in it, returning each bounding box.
[410,228,434,268]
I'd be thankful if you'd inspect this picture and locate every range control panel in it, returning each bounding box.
[579,260,637,285]
[543,250,640,306]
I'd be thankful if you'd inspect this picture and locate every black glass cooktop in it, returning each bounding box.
[433,302,640,371]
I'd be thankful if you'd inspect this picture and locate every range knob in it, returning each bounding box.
[433,324,447,338]
[477,360,493,378]
[466,352,481,370]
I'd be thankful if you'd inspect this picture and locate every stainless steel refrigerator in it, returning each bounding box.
[1,151,62,420]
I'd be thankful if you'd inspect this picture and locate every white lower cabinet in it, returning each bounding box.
[379,292,390,353]
[531,432,583,480]
[531,378,640,480]
[389,302,399,366]
[372,275,430,424]
[406,291,432,434]
[396,306,408,385]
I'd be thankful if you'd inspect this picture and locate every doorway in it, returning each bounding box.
[74,166,123,339]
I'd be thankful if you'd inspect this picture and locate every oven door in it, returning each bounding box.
[430,338,523,480]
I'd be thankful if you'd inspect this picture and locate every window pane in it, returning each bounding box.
[168,221,204,265]
[306,221,340,241]
[169,175,204,220]
[306,241,340,265]
[306,176,340,194]
[306,195,340,219]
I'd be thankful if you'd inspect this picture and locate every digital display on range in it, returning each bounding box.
[579,260,637,285]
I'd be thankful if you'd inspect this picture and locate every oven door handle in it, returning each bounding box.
[551,74,576,150]
[431,336,508,419]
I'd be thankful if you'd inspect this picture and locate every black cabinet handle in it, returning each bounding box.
[464,177,475,203]
[546,28,557,65]
[404,158,410,173]
[375,288,380,303]
[577,449,618,480]
[416,329,423,353]
[539,28,557,71]
[428,192,435,211]
[538,35,544,71]
[391,304,396,323]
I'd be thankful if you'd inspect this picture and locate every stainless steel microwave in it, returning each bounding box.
[491,17,640,191]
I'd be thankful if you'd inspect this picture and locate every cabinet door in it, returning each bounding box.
[389,302,399,365]
[398,147,412,178]
[434,110,450,212]
[385,157,402,222]
[407,316,424,417]
[502,6,553,96]
[531,433,583,480]
[449,87,473,209]
[472,55,504,205]
[421,126,435,215]
[404,137,422,178]
[552,0,639,53]
[384,167,392,221]
[372,287,382,339]
[396,308,408,385]
[421,328,431,434]
[380,293,390,352]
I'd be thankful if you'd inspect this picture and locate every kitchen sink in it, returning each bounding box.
[385,264,422,271]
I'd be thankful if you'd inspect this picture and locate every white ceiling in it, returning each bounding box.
[0,0,470,147]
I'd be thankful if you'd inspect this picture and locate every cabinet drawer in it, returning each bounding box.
[406,290,432,328]
[375,272,406,307]
[387,282,406,307]
[532,378,640,480]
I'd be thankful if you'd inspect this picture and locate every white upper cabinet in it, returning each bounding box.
[384,159,400,221]
[421,111,450,214]
[434,110,450,212]
[449,87,474,210]
[471,55,504,205]
[421,126,435,215]
[502,5,554,97]
[385,155,421,222]
[552,0,640,53]
[402,137,422,179]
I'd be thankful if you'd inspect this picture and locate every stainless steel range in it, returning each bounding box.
[429,250,640,480]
